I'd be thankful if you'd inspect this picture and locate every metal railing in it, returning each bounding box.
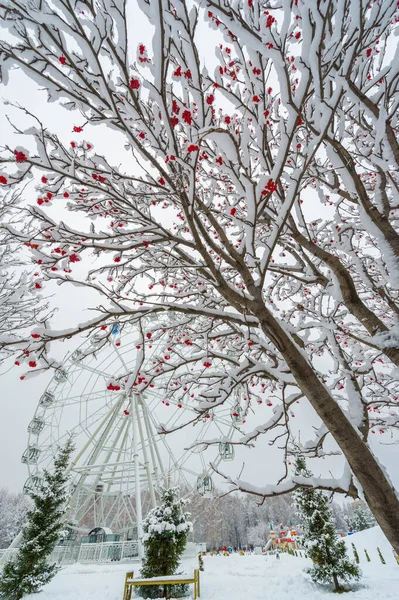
[0,540,139,566]
[75,540,139,563]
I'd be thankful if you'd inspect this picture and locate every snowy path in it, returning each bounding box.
[23,550,399,600]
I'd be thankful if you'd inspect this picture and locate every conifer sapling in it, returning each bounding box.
[137,486,192,599]
[293,457,361,592]
[0,438,74,600]
[351,542,360,564]
[198,553,204,572]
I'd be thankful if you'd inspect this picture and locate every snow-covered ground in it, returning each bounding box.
[23,527,399,600]
[344,525,397,565]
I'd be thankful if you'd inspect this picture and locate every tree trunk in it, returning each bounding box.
[332,573,341,593]
[289,222,399,367]
[252,300,399,555]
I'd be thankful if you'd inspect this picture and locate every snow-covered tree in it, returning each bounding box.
[330,502,348,533]
[0,489,30,549]
[0,439,73,600]
[138,487,192,599]
[294,458,360,592]
[189,486,294,549]
[0,0,399,552]
[0,194,51,365]
[344,500,377,532]
[247,522,269,547]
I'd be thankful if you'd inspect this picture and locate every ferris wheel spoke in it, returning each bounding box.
[142,401,165,487]
[199,452,207,472]
[24,320,242,539]
[55,390,108,404]
[177,464,205,478]
[106,419,130,493]
[147,404,184,478]
[68,361,116,382]
[112,344,135,375]
[213,419,229,438]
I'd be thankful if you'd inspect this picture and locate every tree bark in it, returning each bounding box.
[328,139,399,258]
[333,573,341,592]
[289,223,399,367]
[251,299,399,555]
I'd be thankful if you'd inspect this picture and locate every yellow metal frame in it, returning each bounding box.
[123,569,200,600]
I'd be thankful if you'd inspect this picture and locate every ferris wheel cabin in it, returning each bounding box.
[197,474,213,497]
[53,368,68,383]
[23,475,43,494]
[39,391,55,407]
[28,417,46,435]
[21,446,41,464]
[219,442,234,460]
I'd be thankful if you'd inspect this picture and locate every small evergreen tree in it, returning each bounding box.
[198,553,204,572]
[377,547,386,564]
[351,543,360,564]
[293,457,361,592]
[138,487,192,599]
[0,439,74,600]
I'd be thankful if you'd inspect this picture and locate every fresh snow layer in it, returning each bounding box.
[21,528,399,600]
[344,525,398,565]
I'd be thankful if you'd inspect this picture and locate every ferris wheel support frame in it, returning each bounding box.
[64,387,168,542]
[131,393,143,558]
[143,400,165,482]
[136,398,157,508]
[4,319,244,569]
[1,402,124,566]
[63,393,127,525]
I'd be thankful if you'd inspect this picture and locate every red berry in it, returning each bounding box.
[129,78,140,90]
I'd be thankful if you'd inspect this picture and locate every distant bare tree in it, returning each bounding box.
[0,489,30,549]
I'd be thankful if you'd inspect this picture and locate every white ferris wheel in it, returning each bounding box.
[21,316,245,544]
